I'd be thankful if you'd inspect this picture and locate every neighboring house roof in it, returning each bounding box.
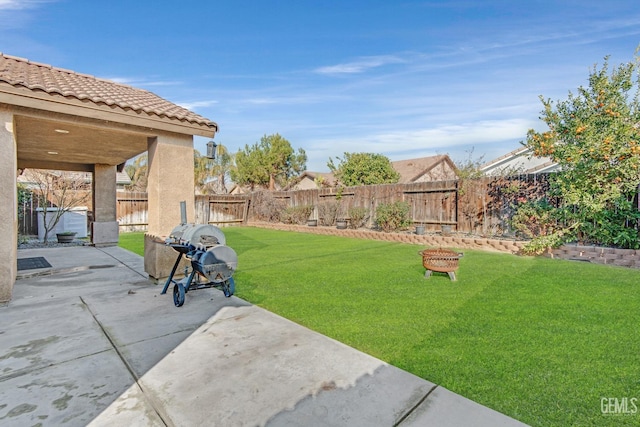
[228,183,247,195]
[291,171,336,190]
[391,155,457,183]
[116,171,132,186]
[481,146,559,175]
[300,171,337,185]
[0,52,217,133]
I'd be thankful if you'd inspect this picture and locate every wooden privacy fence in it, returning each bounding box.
[112,174,555,235]
[116,191,148,232]
[258,180,461,231]
[114,193,251,230]
[195,194,250,225]
[18,191,38,236]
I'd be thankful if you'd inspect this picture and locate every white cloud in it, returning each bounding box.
[247,98,278,105]
[178,100,218,110]
[106,76,182,87]
[0,0,53,31]
[376,119,535,150]
[314,55,406,75]
[300,118,537,168]
[0,0,51,10]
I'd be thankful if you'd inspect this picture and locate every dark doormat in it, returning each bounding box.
[17,257,52,271]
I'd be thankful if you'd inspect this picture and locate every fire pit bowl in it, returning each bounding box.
[419,248,463,281]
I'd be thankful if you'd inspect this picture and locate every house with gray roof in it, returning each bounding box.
[480,146,558,176]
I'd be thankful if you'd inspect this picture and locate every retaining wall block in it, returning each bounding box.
[612,259,634,267]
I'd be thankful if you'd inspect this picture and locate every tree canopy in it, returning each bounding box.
[523,53,640,249]
[328,152,400,186]
[231,133,307,190]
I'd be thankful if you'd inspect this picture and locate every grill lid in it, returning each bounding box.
[168,223,226,247]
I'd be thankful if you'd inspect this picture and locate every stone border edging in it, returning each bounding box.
[550,244,640,269]
[245,222,640,269]
[246,221,525,254]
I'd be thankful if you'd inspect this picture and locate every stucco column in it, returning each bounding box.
[0,108,17,303]
[144,134,195,280]
[92,164,118,246]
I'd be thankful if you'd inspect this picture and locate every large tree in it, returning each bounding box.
[232,133,306,190]
[328,152,400,186]
[524,54,640,249]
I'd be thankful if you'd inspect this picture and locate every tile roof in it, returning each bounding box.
[0,53,217,130]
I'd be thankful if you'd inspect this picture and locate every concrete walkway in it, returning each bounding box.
[1,245,529,426]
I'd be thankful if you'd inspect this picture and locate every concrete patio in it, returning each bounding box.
[0,245,528,426]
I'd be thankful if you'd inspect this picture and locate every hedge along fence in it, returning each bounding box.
[113,174,554,236]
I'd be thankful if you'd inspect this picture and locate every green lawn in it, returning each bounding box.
[120,227,640,426]
[118,231,145,255]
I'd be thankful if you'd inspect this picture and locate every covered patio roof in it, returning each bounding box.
[0,52,217,171]
[1,52,219,302]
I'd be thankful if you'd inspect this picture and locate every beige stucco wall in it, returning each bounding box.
[92,164,118,246]
[144,133,195,280]
[0,108,17,303]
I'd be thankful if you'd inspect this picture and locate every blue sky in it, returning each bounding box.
[3,1,640,171]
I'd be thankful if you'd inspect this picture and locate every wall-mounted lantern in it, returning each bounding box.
[206,140,218,160]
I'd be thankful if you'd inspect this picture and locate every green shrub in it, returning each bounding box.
[509,200,556,239]
[521,231,566,255]
[280,205,313,225]
[511,200,568,254]
[577,203,640,249]
[347,206,369,229]
[375,201,412,232]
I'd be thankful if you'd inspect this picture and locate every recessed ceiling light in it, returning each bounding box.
[47,151,59,155]
[54,129,69,134]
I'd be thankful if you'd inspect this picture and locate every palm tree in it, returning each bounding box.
[124,153,148,192]
[194,144,235,194]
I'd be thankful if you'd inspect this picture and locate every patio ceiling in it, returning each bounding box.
[15,114,149,171]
